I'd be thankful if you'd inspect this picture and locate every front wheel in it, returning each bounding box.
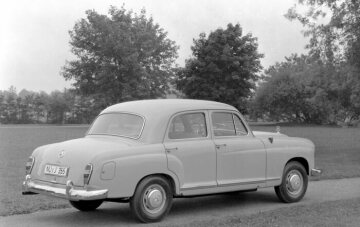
[275,161,308,203]
[130,176,173,223]
[69,200,103,211]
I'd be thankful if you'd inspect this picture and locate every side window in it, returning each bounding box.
[233,114,248,135]
[211,113,236,136]
[168,113,207,139]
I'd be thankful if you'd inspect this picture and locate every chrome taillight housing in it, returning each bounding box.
[83,163,93,185]
[25,156,35,174]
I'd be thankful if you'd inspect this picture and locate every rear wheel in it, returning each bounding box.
[130,176,173,223]
[69,200,103,211]
[275,161,308,203]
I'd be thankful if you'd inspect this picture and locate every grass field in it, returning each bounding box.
[0,124,359,217]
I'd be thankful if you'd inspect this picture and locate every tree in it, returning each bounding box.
[286,0,360,67]
[47,91,69,124]
[252,53,360,124]
[33,91,49,123]
[175,23,263,112]
[252,54,331,123]
[284,0,360,123]
[62,6,178,110]
[3,86,18,123]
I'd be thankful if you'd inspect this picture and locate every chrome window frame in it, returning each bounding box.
[164,110,210,142]
[210,110,250,138]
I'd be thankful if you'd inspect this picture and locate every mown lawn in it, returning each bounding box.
[0,124,359,216]
[0,125,88,216]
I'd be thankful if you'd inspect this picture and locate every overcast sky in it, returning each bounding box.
[0,0,308,93]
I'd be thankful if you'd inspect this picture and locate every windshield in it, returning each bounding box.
[88,113,144,139]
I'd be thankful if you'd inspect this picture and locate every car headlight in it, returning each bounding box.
[84,163,93,185]
[25,156,35,174]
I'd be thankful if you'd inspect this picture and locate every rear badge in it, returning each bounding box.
[59,150,65,158]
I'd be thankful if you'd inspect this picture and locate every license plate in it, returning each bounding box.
[44,164,68,177]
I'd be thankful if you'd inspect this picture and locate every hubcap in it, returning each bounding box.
[285,170,303,196]
[143,184,166,215]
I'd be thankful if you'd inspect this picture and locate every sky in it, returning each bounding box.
[0,0,308,93]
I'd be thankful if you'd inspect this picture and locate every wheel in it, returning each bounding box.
[130,176,173,223]
[275,161,308,203]
[69,200,103,211]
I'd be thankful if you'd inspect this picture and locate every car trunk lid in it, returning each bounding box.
[33,136,134,186]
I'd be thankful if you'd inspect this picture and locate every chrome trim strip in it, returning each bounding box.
[22,175,108,201]
[180,185,217,191]
[266,177,281,182]
[180,178,281,191]
[218,180,265,188]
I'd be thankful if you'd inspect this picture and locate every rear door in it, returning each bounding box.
[164,111,217,190]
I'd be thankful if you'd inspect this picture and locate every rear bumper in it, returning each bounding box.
[310,168,322,176]
[22,175,108,201]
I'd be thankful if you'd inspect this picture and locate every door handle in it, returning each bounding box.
[165,147,178,153]
[268,137,274,143]
[215,144,227,149]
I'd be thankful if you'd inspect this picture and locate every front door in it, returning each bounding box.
[211,111,266,186]
[164,111,217,191]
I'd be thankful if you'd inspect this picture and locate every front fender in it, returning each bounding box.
[263,137,315,182]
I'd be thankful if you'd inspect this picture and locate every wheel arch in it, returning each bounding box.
[286,157,309,175]
[135,173,179,196]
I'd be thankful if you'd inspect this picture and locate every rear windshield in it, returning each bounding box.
[88,113,144,139]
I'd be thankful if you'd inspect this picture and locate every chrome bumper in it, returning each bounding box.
[311,168,322,176]
[22,175,108,201]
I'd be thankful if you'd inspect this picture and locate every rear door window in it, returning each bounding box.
[168,113,207,139]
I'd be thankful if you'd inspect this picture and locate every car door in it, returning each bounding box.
[164,111,217,191]
[211,111,266,186]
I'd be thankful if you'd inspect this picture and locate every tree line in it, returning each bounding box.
[0,86,96,124]
[1,1,359,125]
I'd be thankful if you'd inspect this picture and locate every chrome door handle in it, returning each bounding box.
[215,144,227,149]
[165,147,178,153]
[268,137,274,143]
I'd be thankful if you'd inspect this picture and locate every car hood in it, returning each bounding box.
[31,136,136,186]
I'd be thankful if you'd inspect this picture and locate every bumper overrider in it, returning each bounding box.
[311,168,322,176]
[22,175,108,201]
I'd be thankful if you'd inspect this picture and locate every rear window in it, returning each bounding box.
[88,113,144,139]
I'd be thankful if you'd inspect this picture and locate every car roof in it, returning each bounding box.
[99,99,239,143]
[101,99,237,116]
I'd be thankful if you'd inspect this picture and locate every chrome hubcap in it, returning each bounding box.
[289,174,301,191]
[286,170,303,196]
[143,184,166,214]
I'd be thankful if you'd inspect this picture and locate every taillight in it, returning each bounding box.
[83,163,93,185]
[25,156,35,174]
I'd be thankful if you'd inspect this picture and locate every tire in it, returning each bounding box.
[275,161,308,203]
[130,176,173,223]
[69,200,103,211]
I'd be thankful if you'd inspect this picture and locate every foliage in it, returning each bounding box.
[252,54,360,124]
[175,23,263,112]
[252,0,360,124]
[62,6,178,109]
[286,0,360,67]
[0,87,96,124]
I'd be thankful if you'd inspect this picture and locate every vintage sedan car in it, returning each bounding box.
[23,99,321,222]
